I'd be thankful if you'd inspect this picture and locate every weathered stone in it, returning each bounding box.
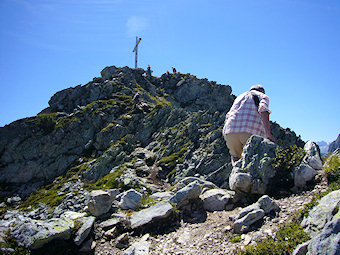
[229,136,278,194]
[303,141,323,170]
[10,218,74,249]
[233,209,265,234]
[124,234,150,255]
[307,217,340,255]
[61,211,86,220]
[118,189,142,210]
[293,163,317,188]
[302,189,340,237]
[201,188,233,212]
[87,190,113,217]
[169,181,202,207]
[292,241,310,255]
[150,191,174,200]
[233,195,279,234]
[99,217,121,230]
[74,216,95,246]
[130,201,173,229]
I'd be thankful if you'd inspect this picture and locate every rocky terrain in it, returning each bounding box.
[0,66,339,255]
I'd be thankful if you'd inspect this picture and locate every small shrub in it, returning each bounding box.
[323,153,340,190]
[233,221,310,255]
[28,113,57,134]
[269,145,306,195]
[230,235,242,243]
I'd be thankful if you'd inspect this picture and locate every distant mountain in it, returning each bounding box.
[317,141,329,155]
[328,134,340,154]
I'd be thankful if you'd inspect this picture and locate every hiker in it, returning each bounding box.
[146,65,153,78]
[222,84,278,166]
[172,67,177,73]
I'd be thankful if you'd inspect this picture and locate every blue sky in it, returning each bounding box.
[0,0,339,143]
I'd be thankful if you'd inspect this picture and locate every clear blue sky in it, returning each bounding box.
[0,0,339,143]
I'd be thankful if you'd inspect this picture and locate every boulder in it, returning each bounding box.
[303,141,323,170]
[293,163,317,188]
[307,217,340,255]
[233,195,279,234]
[118,189,143,210]
[169,180,202,207]
[87,190,113,217]
[201,188,233,212]
[10,218,74,249]
[129,201,174,229]
[74,216,95,246]
[229,136,278,194]
[302,189,340,237]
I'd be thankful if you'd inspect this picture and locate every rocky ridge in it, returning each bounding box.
[0,66,335,254]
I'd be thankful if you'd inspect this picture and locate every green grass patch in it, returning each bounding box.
[230,235,242,243]
[233,221,310,255]
[323,153,340,190]
[28,113,58,134]
[157,142,192,172]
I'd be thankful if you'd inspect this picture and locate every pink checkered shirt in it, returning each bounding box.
[222,90,271,138]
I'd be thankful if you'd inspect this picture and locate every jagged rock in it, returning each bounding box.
[293,163,317,188]
[61,211,86,220]
[131,147,156,166]
[124,234,150,255]
[10,218,74,249]
[87,190,114,217]
[233,195,279,234]
[229,136,277,194]
[201,188,233,212]
[99,214,126,229]
[150,191,174,201]
[292,241,310,255]
[74,216,95,246]
[173,177,217,192]
[302,189,340,237]
[129,201,174,229]
[306,217,340,255]
[169,180,202,207]
[118,189,142,210]
[303,141,323,170]
[328,134,340,154]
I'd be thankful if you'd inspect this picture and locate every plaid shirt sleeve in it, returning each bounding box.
[223,91,270,138]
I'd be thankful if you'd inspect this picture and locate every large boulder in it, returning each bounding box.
[302,189,340,237]
[306,217,340,255]
[169,180,202,208]
[10,218,74,249]
[229,136,278,194]
[293,163,317,188]
[118,189,143,210]
[233,195,279,234]
[87,190,114,217]
[303,141,323,170]
[201,188,234,212]
[74,216,95,246]
[129,201,174,229]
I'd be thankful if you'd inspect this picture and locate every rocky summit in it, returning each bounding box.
[0,66,338,255]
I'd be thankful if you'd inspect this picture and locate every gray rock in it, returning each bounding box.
[124,234,150,255]
[233,195,279,234]
[130,201,173,229]
[307,217,340,255]
[201,188,233,212]
[303,141,323,170]
[293,163,317,188]
[302,189,340,237]
[169,180,202,207]
[150,191,174,200]
[10,218,74,249]
[118,189,143,210]
[173,177,217,192]
[87,190,113,217]
[61,211,86,220]
[292,241,310,255]
[229,136,278,194]
[99,217,122,229]
[74,216,95,246]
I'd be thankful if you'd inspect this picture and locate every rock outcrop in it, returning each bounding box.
[0,65,312,253]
